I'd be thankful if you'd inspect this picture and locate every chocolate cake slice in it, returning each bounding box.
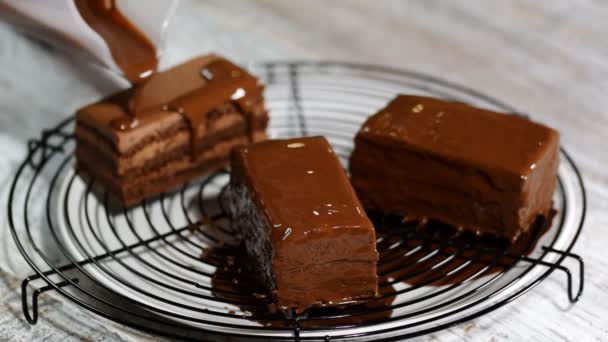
[226,136,378,313]
[75,55,268,206]
[349,95,559,241]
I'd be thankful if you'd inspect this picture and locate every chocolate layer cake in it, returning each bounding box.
[75,55,268,206]
[226,136,378,313]
[349,95,559,240]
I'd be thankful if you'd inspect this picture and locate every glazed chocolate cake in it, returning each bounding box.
[226,136,378,313]
[75,55,268,206]
[349,95,560,241]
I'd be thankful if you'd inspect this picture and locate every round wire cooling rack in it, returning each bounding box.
[8,61,585,342]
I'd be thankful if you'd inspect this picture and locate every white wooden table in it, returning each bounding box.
[1,1,607,341]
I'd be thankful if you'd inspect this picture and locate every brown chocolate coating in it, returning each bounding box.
[109,58,263,157]
[349,95,559,240]
[74,0,157,84]
[74,0,266,157]
[163,59,263,156]
[75,2,266,160]
[75,55,268,206]
[226,136,379,313]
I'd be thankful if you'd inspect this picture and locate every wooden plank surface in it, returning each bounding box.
[1,0,607,341]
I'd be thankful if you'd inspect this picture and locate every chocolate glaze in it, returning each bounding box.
[202,188,553,327]
[74,55,268,206]
[204,210,552,326]
[74,0,157,84]
[202,223,394,327]
[350,95,560,240]
[75,2,262,158]
[372,210,555,287]
[74,0,157,116]
[76,55,264,158]
[226,136,379,313]
[356,96,555,176]
[210,249,395,328]
[108,57,263,158]
[163,59,263,156]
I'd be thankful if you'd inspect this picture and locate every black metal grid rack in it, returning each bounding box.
[8,61,585,341]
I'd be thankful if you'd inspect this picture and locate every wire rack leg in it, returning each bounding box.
[18,223,194,324]
[541,246,585,302]
[21,276,79,324]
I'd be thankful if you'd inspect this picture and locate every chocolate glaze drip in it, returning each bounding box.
[235,137,375,245]
[76,2,260,158]
[226,137,379,313]
[208,244,396,327]
[74,0,157,84]
[75,0,158,120]
[358,96,555,177]
[107,58,262,158]
[372,210,555,287]
[197,211,392,327]
[203,209,553,326]
[350,95,560,240]
[164,59,262,157]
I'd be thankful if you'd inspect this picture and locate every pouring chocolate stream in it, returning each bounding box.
[75,0,260,157]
